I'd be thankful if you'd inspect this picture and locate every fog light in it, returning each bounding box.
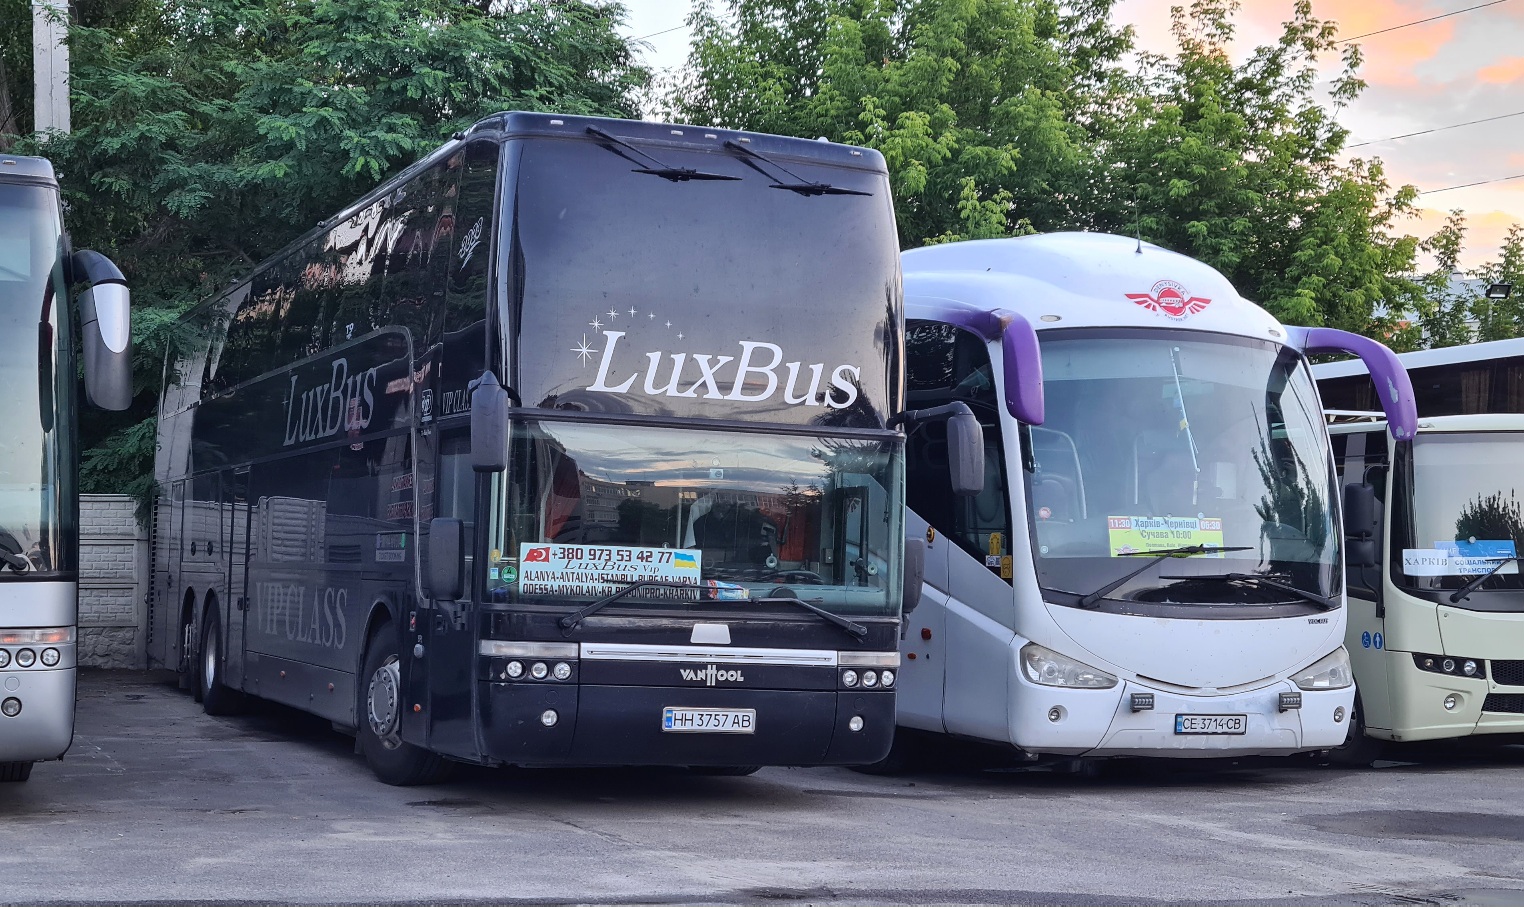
[861,671,878,688]
[879,670,894,688]
[15,649,34,668]
[848,715,864,732]
[1463,660,1478,677]
[0,650,10,669]
[530,662,548,680]
[1444,694,1459,711]
[1,698,19,717]
[505,660,524,679]
[540,709,558,727]
[1334,706,1346,723]
[552,662,572,681]
[1047,706,1063,722]
[841,670,858,687]
[41,648,60,667]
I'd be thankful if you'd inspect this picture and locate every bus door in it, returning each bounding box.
[414,430,481,759]
[1333,429,1394,730]
[223,467,253,686]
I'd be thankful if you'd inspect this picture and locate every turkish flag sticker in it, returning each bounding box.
[523,547,552,563]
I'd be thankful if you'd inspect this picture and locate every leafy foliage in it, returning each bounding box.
[4,0,647,500]
[1455,490,1524,550]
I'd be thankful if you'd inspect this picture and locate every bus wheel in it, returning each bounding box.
[687,765,762,776]
[1328,694,1381,767]
[0,762,33,782]
[199,609,243,716]
[358,624,452,786]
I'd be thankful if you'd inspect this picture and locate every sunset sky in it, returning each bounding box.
[620,0,1524,268]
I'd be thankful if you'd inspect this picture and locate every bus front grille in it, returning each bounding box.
[1491,660,1524,687]
[1482,694,1524,714]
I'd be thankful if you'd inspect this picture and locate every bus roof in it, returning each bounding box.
[1313,337,1524,380]
[1327,412,1524,435]
[902,232,1283,341]
[0,154,58,186]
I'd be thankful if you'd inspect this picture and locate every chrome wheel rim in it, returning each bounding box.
[367,655,403,750]
[202,629,216,692]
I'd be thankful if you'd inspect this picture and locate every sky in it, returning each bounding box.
[618,0,1524,269]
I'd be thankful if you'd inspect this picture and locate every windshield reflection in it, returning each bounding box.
[1401,434,1524,596]
[489,421,902,616]
[0,183,72,577]
[1029,332,1338,607]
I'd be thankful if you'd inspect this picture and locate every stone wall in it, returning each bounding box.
[79,495,148,668]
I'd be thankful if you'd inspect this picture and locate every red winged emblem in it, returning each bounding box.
[1126,280,1211,320]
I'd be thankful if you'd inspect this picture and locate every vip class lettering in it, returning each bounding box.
[284,357,379,446]
[588,332,863,409]
[257,583,349,650]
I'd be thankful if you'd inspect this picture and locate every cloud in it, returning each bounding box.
[1478,56,1524,83]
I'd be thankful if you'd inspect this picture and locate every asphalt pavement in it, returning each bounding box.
[0,672,1521,906]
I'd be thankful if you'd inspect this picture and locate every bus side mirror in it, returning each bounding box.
[1344,482,1378,568]
[470,371,509,472]
[427,517,464,601]
[947,407,985,497]
[902,535,926,614]
[73,250,133,411]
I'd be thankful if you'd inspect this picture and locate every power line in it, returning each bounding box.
[1350,108,1524,148]
[1419,172,1524,195]
[1336,0,1511,43]
[632,23,691,42]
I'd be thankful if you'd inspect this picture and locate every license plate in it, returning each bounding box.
[662,707,756,734]
[1174,713,1247,735]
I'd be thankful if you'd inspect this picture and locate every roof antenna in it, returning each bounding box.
[1134,186,1143,254]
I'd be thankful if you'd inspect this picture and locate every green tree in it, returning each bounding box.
[7,0,648,503]
[1413,210,1478,349]
[1455,490,1524,549]
[1470,224,1524,343]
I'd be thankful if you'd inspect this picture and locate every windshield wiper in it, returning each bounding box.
[1078,545,1254,608]
[1158,572,1336,610]
[1448,557,1524,603]
[586,127,741,183]
[753,595,868,641]
[558,578,698,633]
[721,140,873,197]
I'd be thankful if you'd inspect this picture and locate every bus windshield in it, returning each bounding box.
[1027,330,1339,609]
[488,421,903,617]
[1398,433,1524,602]
[0,183,73,578]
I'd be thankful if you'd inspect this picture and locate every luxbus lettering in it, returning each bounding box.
[257,583,349,650]
[283,358,379,447]
[588,332,862,409]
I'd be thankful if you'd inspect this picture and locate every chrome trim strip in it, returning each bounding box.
[580,642,839,667]
[838,651,901,667]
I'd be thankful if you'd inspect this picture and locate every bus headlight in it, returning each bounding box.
[14,649,34,668]
[1292,647,1354,691]
[1020,643,1117,689]
[40,648,60,667]
[0,650,9,669]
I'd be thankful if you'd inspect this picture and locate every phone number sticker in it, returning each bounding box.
[517,544,702,598]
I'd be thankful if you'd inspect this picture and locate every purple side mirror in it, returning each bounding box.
[1285,326,1418,440]
[911,300,1045,425]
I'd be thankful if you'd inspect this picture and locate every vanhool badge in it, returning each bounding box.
[1126,280,1212,320]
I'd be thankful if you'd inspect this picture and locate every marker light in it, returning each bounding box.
[14,649,34,668]
[1,698,19,717]
[40,648,59,667]
[848,715,864,732]
[552,662,572,681]
[540,709,559,727]
[530,662,548,680]
[1020,643,1117,689]
[841,670,859,688]
[505,661,524,679]
[1291,648,1354,691]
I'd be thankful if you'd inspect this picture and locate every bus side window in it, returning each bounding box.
[904,320,1012,581]
[1343,430,1388,597]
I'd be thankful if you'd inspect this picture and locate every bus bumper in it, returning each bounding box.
[0,667,74,762]
[1380,651,1524,741]
[1013,675,1354,757]
[478,681,895,766]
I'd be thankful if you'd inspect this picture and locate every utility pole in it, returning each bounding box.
[32,0,70,136]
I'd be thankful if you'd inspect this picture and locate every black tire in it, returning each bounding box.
[1328,694,1382,767]
[199,608,243,716]
[850,728,923,776]
[357,622,452,786]
[687,765,762,777]
[0,761,34,782]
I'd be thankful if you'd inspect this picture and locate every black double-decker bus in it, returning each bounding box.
[150,113,941,784]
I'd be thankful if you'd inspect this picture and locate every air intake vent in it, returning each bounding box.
[1492,660,1524,687]
[1482,694,1524,714]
